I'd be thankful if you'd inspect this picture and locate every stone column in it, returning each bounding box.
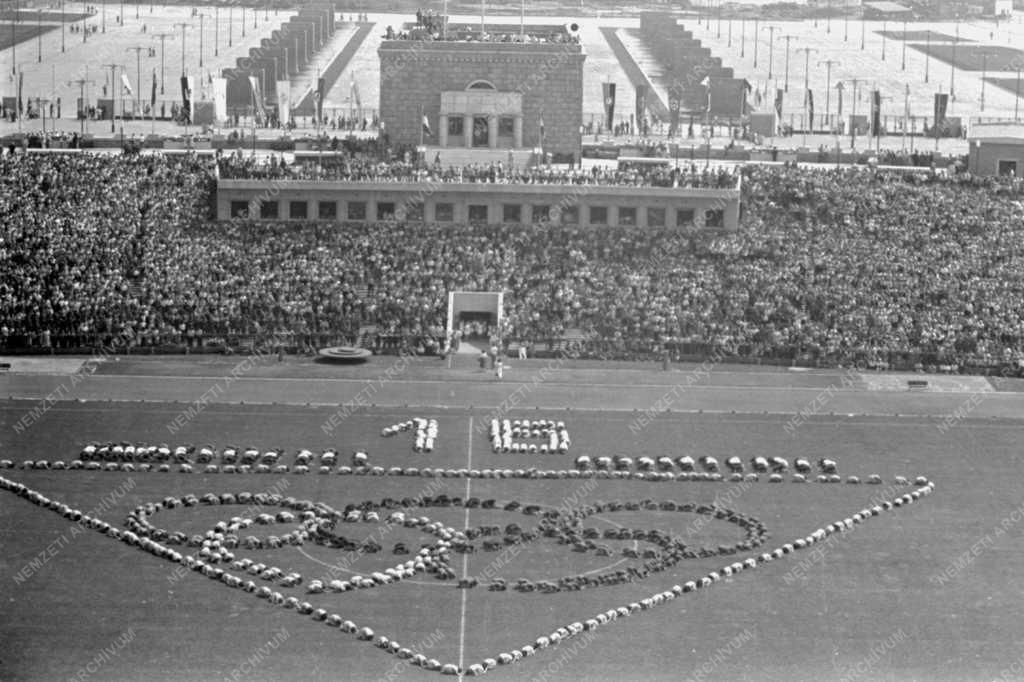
[487,114,498,149]
[724,199,740,231]
[439,114,449,147]
[463,114,473,148]
[513,115,523,148]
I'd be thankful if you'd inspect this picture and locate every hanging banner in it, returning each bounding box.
[213,77,228,123]
[120,72,134,97]
[180,76,193,124]
[602,82,616,130]
[316,77,325,122]
[248,75,264,117]
[933,92,949,134]
[774,88,783,129]
[668,87,681,137]
[351,79,362,111]
[871,89,881,137]
[186,76,196,122]
[276,80,290,126]
[635,84,647,130]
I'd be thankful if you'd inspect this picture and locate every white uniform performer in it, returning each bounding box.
[495,358,504,380]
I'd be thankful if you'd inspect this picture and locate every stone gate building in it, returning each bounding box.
[378,29,585,164]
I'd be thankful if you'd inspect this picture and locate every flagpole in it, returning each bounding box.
[251,81,256,157]
[420,104,424,147]
[539,106,544,161]
[520,0,524,41]
[875,87,881,155]
[849,78,858,150]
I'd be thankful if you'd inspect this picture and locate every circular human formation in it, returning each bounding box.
[0,472,937,677]
[120,491,768,594]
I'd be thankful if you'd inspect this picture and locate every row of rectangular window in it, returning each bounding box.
[229,201,723,227]
[447,116,516,137]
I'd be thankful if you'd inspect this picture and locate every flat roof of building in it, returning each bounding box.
[863,1,913,12]
[969,123,1024,143]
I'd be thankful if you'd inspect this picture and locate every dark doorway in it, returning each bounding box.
[472,116,489,147]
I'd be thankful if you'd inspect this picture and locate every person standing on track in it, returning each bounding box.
[495,357,504,380]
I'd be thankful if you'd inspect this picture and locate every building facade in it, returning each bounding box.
[968,124,1024,176]
[216,179,741,230]
[378,38,585,162]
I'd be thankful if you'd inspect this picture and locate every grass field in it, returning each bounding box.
[1,370,1023,682]
[0,11,92,23]
[908,43,1024,71]
[0,23,59,52]
[876,30,968,43]
[985,76,1024,96]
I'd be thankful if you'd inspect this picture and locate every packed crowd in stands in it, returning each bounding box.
[2,152,1024,372]
[384,9,580,43]
[216,154,738,189]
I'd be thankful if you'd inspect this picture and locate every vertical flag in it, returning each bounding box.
[933,92,949,136]
[668,86,681,137]
[774,88,784,123]
[806,89,814,131]
[186,76,196,121]
[212,77,228,123]
[276,80,290,126]
[247,75,263,117]
[539,110,545,147]
[316,77,325,122]
[602,82,616,130]
[151,69,157,110]
[904,83,911,131]
[635,84,648,131]
[422,111,431,137]
[121,72,134,97]
[870,89,881,137]
[180,76,193,124]
[17,71,24,117]
[837,82,844,117]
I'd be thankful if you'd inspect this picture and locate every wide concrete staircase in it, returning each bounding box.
[423,147,539,168]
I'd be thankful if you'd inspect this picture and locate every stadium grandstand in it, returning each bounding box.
[1,150,1023,375]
